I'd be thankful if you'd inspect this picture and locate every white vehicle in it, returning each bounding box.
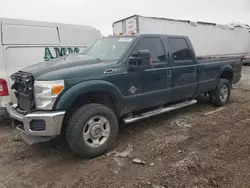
[113,15,250,57]
[0,17,102,116]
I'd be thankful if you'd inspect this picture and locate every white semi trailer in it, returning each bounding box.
[113,15,250,57]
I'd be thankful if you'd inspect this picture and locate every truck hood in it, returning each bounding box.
[21,54,119,80]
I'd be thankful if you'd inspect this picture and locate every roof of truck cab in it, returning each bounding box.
[108,33,188,38]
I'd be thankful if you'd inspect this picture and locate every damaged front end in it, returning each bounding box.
[9,72,65,144]
[10,71,35,114]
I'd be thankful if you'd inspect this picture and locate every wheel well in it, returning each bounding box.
[220,70,233,83]
[62,91,119,131]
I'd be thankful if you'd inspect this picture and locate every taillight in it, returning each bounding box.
[241,57,247,61]
[0,79,9,96]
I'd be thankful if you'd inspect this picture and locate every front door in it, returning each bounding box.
[131,37,171,110]
[168,37,198,101]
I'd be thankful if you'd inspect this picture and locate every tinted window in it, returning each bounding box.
[133,38,166,63]
[168,38,192,61]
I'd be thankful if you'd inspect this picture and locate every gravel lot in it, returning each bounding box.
[0,66,250,188]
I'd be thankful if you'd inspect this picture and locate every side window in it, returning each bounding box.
[133,38,166,63]
[168,38,192,61]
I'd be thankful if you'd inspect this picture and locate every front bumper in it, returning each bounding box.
[9,104,65,137]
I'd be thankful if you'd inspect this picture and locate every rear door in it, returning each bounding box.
[167,37,198,101]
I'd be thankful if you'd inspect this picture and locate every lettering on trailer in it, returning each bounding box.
[126,17,137,34]
[44,47,81,61]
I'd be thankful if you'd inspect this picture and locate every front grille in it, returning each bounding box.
[10,71,35,113]
[16,107,29,115]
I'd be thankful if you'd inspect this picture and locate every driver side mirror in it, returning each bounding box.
[128,50,151,71]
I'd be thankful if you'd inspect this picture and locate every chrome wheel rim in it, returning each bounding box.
[83,116,111,148]
[220,85,229,102]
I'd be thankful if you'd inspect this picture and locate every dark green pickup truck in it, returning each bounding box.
[10,34,241,158]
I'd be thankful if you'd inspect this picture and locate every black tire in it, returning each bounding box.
[210,78,231,106]
[66,103,118,158]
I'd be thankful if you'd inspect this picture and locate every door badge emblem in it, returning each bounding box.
[128,86,137,94]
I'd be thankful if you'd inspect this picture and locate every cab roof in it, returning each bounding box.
[106,33,188,39]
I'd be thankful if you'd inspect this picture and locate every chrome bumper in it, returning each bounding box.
[9,104,65,137]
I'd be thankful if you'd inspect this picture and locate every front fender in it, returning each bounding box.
[54,80,124,111]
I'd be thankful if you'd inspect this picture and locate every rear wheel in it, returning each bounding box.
[210,78,231,106]
[66,103,118,158]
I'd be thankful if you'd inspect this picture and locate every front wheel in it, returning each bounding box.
[66,103,118,158]
[210,78,231,106]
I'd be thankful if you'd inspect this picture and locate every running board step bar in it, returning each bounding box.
[123,99,197,124]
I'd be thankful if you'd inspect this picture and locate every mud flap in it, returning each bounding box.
[20,132,54,145]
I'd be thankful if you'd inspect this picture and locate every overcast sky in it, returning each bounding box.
[0,0,249,35]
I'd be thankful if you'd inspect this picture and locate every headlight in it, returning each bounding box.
[34,80,64,110]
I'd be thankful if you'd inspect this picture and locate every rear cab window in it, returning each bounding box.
[168,38,194,65]
[133,37,167,63]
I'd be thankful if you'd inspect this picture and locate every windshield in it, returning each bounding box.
[85,37,134,61]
